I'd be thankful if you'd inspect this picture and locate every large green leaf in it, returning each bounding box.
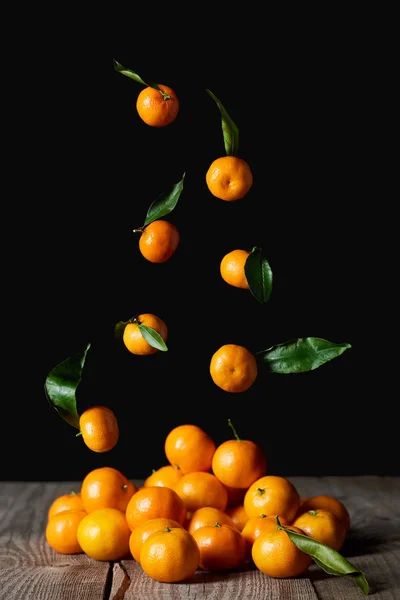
[257,337,351,373]
[245,247,273,304]
[138,324,168,352]
[277,520,369,595]
[206,89,239,156]
[44,343,91,429]
[143,173,185,227]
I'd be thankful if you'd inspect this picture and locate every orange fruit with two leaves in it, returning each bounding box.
[46,509,87,554]
[77,507,131,561]
[293,509,347,551]
[47,491,84,520]
[129,517,184,563]
[125,485,187,531]
[206,156,253,202]
[244,475,300,523]
[80,466,137,514]
[164,424,216,474]
[174,471,228,513]
[123,313,168,356]
[210,344,258,393]
[220,249,250,289]
[187,506,234,535]
[252,523,313,578]
[225,504,248,532]
[140,525,199,583]
[192,522,247,572]
[136,84,179,128]
[144,465,183,489]
[241,514,289,556]
[211,419,266,488]
[136,219,180,263]
[79,405,119,453]
[296,494,351,533]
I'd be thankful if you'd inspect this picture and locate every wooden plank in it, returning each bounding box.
[1,478,400,599]
[115,561,319,600]
[0,482,111,600]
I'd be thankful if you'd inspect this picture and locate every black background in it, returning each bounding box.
[4,18,392,483]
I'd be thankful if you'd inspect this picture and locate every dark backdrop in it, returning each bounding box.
[4,23,390,482]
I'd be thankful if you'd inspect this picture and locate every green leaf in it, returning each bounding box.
[206,89,239,156]
[256,337,351,374]
[143,173,185,227]
[279,522,369,595]
[138,324,168,351]
[44,343,91,429]
[113,59,149,85]
[115,320,129,339]
[113,60,161,91]
[244,247,273,304]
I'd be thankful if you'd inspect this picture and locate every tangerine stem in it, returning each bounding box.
[228,418,241,441]
[133,228,143,234]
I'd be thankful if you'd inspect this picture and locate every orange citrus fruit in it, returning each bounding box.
[244,475,300,523]
[123,313,168,356]
[129,517,183,563]
[225,504,249,532]
[140,525,200,582]
[252,524,312,578]
[46,509,86,554]
[77,507,131,561]
[296,495,351,532]
[174,471,228,513]
[206,156,253,201]
[125,486,187,530]
[144,465,183,489]
[242,514,288,556]
[80,466,137,513]
[293,509,347,551]
[211,421,266,489]
[47,491,84,520]
[164,424,216,474]
[79,405,119,453]
[136,84,179,127]
[137,219,180,263]
[187,506,234,535]
[220,249,250,289]
[192,522,246,572]
[210,344,258,393]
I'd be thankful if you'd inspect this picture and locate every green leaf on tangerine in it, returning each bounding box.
[257,337,351,374]
[143,173,185,227]
[206,89,239,156]
[245,247,273,304]
[44,343,91,429]
[115,320,129,339]
[113,60,160,91]
[277,520,369,596]
[138,324,168,351]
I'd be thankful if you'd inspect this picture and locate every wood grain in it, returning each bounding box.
[1,477,399,599]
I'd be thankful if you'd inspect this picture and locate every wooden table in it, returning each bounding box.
[1,476,399,599]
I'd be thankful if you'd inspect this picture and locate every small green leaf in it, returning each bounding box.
[245,247,273,304]
[143,173,185,227]
[115,320,129,339]
[257,337,351,373]
[44,343,91,429]
[278,521,369,595]
[138,324,168,351]
[113,60,161,91]
[206,89,239,156]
